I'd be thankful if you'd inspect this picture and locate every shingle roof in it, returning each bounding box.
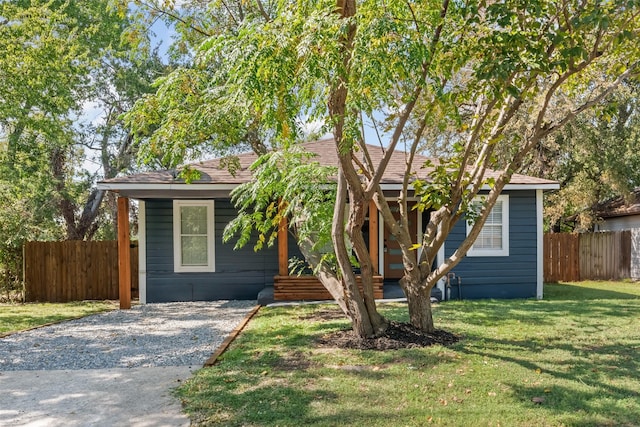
[99,138,558,188]
[595,188,640,218]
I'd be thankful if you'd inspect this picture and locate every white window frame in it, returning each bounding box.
[467,195,509,257]
[173,200,215,273]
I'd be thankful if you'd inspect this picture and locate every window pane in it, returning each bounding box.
[181,236,208,265]
[486,201,502,224]
[181,206,208,235]
[475,224,502,250]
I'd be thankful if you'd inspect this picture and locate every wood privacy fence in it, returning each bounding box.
[544,231,631,282]
[24,241,138,302]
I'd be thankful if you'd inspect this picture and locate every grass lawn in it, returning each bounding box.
[0,301,117,335]
[177,281,640,426]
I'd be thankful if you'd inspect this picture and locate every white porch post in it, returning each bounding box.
[138,201,147,304]
[536,189,544,299]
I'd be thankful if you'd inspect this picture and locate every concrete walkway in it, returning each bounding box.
[0,367,193,426]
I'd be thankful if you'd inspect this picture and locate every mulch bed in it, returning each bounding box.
[317,320,460,351]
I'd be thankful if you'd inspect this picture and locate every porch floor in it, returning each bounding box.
[257,283,403,305]
[257,283,443,305]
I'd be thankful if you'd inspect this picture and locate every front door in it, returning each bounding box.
[383,203,418,279]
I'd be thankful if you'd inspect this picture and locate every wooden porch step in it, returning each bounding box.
[273,275,383,301]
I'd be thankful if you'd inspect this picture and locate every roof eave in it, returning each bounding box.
[98,181,560,194]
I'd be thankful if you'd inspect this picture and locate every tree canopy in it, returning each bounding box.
[130,0,640,337]
[0,0,165,298]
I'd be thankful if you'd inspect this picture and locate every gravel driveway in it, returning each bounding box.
[0,301,257,426]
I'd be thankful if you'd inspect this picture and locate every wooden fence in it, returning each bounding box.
[24,241,138,302]
[544,231,631,282]
[544,233,580,282]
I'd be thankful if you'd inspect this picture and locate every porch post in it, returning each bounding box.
[369,200,379,274]
[278,215,288,276]
[118,196,131,309]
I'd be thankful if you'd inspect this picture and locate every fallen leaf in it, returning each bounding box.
[535,368,542,374]
[488,391,496,396]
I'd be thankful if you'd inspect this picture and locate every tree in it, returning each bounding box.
[0,1,162,296]
[521,81,640,231]
[131,0,640,337]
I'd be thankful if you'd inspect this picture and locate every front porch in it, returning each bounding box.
[274,200,383,301]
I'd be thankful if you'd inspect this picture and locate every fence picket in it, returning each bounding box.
[544,231,632,282]
[24,241,138,302]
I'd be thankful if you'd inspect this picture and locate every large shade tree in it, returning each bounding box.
[0,1,164,296]
[523,81,640,231]
[130,0,640,338]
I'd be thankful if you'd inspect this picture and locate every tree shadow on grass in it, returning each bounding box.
[181,346,459,427]
[437,298,640,329]
[457,334,640,426]
[544,282,640,301]
[509,383,640,427]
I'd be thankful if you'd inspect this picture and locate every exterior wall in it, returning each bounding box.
[144,199,279,302]
[444,191,538,299]
[596,215,640,232]
[631,229,640,280]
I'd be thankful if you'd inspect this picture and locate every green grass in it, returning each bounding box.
[177,281,640,426]
[0,301,117,335]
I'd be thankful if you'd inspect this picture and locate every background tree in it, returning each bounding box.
[0,1,163,298]
[130,0,640,337]
[521,81,640,231]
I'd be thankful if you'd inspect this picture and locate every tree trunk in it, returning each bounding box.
[401,274,436,333]
[332,169,376,338]
[347,197,388,335]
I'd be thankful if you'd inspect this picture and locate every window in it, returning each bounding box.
[173,200,215,272]
[467,195,509,257]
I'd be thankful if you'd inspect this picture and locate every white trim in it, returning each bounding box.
[98,181,559,193]
[138,201,147,304]
[479,184,559,191]
[467,195,510,257]
[378,183,559,191]
[536,189,544,299]
[437,223,446,298]
[417,207,423,260]
[173,200,216,273]
[378,210,384,277]
[97,182,238,191]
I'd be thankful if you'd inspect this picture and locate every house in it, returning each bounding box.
[594,188,640,232]
[594,189,640,280]
[98,139,559,305]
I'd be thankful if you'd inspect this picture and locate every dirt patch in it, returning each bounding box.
[298,308,346,322]
[317,321,460,350]
[272,350,316,371]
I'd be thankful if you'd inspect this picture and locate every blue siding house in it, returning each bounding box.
[98,139,558,304]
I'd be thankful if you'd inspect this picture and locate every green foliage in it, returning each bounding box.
[525,82,640,230]
[130,0,640,333]
[223,146,337,268]
[0,1,160,296]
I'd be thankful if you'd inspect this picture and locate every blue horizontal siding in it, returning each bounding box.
[144,199,279,302]
[444,191,538,299]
